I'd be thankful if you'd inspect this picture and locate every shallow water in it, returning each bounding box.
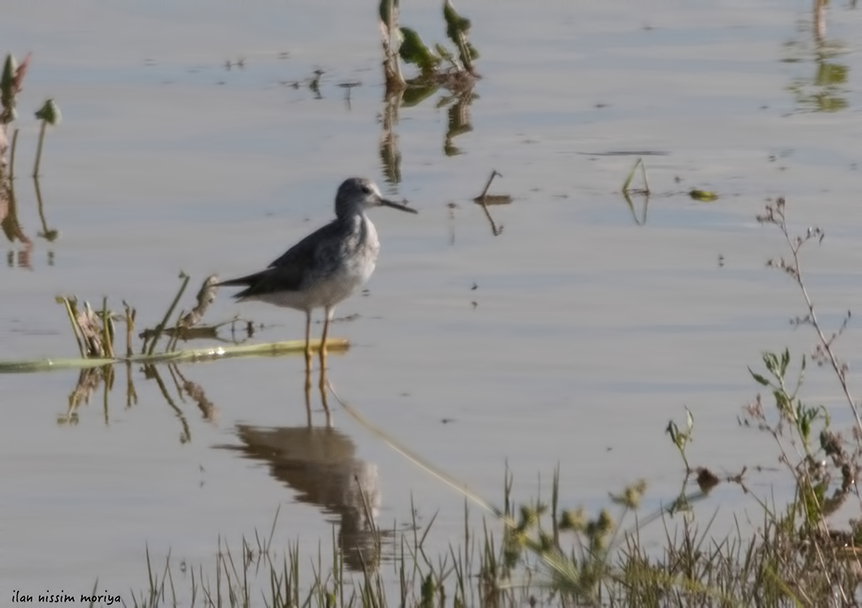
[3,0,862,601]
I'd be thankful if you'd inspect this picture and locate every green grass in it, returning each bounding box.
[125,464,861,607]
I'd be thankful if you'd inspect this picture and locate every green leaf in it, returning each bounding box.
[1,54,17,112]
[780,348,790,377]
[799,413,811,443]
[773,390,791,415]
[443,0,471,43]
[666,420,679,445]
[763,351,779,376]
[398,27,440,73]
[748,367,770,386]
[1,54,16,96]
[688,189,719,202]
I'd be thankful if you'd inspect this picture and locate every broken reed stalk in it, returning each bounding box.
[167,275,219,351]
[478,169,500,200]
[101,296,115,359]
[621,157,650,195]
[124,302,136,358]
[58,297,86,358]
[146,273,191,355]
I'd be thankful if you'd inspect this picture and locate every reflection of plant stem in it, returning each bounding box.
[32,176,58,241]
[167,363,186,403]
[1,166,32,252]
[102,364,115,425]
[478,199,502,236]
[146,364,191,444]
[621,191,649,226]
[125,361,137,408]
[379,91,402,187]
[475,170,503,236]
[173,364,218,422]
[32,120,46,178]
[8,127,18,180]
[124,303,136,358]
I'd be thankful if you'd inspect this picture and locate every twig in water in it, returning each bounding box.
[146,272,191,355]
[473,170,506,236]
[477,169,500,200]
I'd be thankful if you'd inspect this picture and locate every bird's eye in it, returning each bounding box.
[361,185,372,195]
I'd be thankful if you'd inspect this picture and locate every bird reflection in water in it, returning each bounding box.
[224,386,382,571]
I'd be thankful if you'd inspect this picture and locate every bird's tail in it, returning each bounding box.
[218,272,265,300]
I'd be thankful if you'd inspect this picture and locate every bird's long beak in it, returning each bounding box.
[380,197,418,214]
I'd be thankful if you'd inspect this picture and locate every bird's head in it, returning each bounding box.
[335,177,418,218]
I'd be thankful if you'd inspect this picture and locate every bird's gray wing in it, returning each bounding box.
[266,220,339,270]
[220,221,338,298]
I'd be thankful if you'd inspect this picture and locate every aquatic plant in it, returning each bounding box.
[0,273,346,374]
[379,0,479,93]
[0,52,30,126]
[32,98,60,178]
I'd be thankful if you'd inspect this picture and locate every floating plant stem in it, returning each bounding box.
[0,338,349,374]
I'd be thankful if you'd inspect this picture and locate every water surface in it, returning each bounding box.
[2,0,862,600]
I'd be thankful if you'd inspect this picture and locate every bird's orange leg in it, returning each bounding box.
[318,307,333,390]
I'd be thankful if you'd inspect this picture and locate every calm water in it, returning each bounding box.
[2,0,862,602]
